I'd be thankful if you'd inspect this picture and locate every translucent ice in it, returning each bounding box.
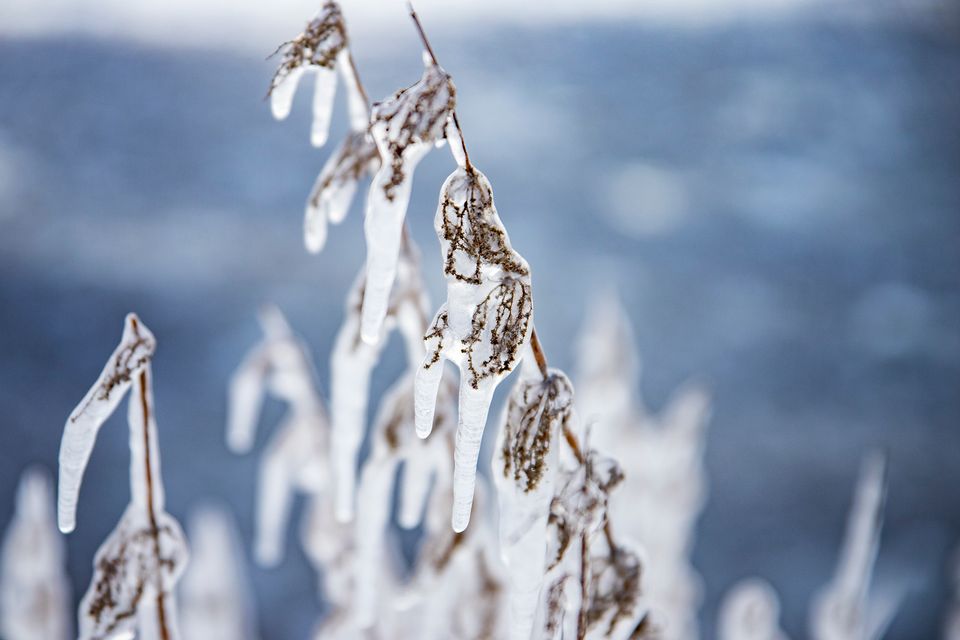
[416,164,533,532]
[718,579,790,640]
[0,468,71,640]
[359,61,455,344]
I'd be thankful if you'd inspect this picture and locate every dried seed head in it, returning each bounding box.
[268,1,347,96]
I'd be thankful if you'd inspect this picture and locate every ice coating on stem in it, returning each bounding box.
[810,451,894,640]
[359,60,455,344]
[0,467,71,640]
[718,579,790,640]
[226,305,330,566]
[352,373,455,627]
[58,313,155,533]
[300,496,362,626]
[416,164,533,532]
[492,361,571,640]
[268,1,347,147]
[330,240,430,521]
[180,506,258,640]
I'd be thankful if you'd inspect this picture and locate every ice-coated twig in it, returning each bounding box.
[179,506,258,640]
[226,305,330,566]
[810,451,894,640]
[415,162,533,533]
[718,579,790,640]
[0,467,71,640]
[57,314,187,640]
[492,359,571,640]
[330,238,431,521]
[268,0,355,147]
[358,37,456,344]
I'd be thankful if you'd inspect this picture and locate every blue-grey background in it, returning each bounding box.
[0,4,958,639]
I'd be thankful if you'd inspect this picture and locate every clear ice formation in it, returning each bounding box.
[57,313,188,640]
[268,1,348,147]
[330,240,430,521]
[415,161,533,533]
[575,291,711,640]
[359,57,455,344]
[718,579,790,640]
[810,452,896,640]
[226,305,330,566]
[492,360,571,640]
[0,467,71,640]
[180,506,259,640]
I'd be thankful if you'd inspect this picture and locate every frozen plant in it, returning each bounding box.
[0,467,71,640]
[330,237,430,521]
[575,291,711,640]
[57,313,188,640]
[226,305,330,567]
[810,451,898,640]
[945,546,960,640]
[718,578,790,640]
[179,506,258,640]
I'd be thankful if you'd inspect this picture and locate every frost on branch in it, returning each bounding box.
[226,305,330,566]
[268,0,349,147]
[575,291,710,640]
[810,451,897,640]
[718,579,789,640]
[416,164,533,533]
[330,240,430,521]
[359,58,455,344]
[180,506,258,640]
[57,314,187,640]
[0,467,71,640]
[492,362,571,640]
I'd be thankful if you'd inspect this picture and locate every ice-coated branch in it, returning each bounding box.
[180,506,258,640]
[359,49,456,344]
[0,467,71,640]
[810,451,893,640]
[57,314,187,640]
[718,579,790,640]
[492,360,571,640]
[58,313,155,533]
[226,305,330,566]
[416,163,533,533]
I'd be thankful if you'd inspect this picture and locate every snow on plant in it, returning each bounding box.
[330,237,430,521]
[810,451,898,640]
[0,467,71,640]
[179,506,258,640]
[717,578,790,640]
[57,313,188,640]
[226,305,330,567]
[575,291,710,640]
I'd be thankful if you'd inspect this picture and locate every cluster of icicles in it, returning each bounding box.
[0,2,948,640]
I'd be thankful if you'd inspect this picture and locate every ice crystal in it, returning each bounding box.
[226,305,330,566]
[718,579,790,640]
[57,314,187,640]
[359,59,456,344]
[179,506,258,640]
[416,164,533,533]
[0,468,71,640]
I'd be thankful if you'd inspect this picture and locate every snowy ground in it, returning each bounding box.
[0,11,958,639]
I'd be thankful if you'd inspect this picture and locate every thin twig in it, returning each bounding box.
[529,327,549,378]
[344,49,370,107]
[407,2,438,66]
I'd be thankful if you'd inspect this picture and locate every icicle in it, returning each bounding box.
[180,506,258,640]
[810,451,894,640]
[225,306,330,566]
[300,496,359,610]
[0,467,71,640]
[492,360,571,640]
[718,579,790,640]
[330,242,430,522]
[57,313,155,533]
[359,61,455,344]
[268,1,347,147]
[416,164,533,532]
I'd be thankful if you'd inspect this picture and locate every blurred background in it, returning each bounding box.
[0,0,958,637]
